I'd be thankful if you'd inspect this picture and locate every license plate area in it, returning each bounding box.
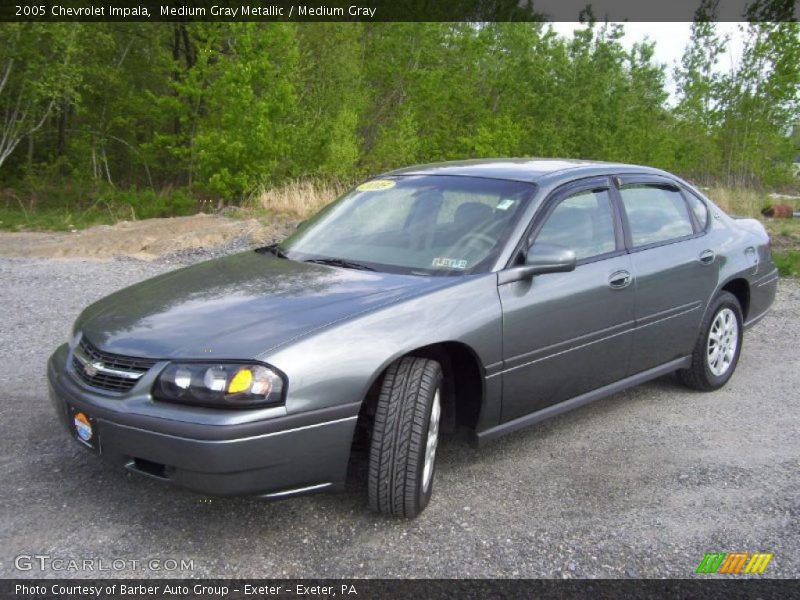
[68,405,100,451]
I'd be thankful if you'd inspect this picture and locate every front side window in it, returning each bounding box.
[280,175,535,275]
[534,188,617,261]
[619,185,694,247]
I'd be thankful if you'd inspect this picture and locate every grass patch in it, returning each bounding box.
[763,218,800,244]
[0,206,109,231]
[0,186,199,232]
[703,186,771,216]
[773,250,800,277]
[703,186,800,278]
[246,178,350,219]
[764,215,800,278]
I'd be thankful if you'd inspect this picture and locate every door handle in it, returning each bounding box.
[699,249,716,265]
[608,270,632,290]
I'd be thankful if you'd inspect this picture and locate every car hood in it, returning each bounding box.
[77,252,449,359]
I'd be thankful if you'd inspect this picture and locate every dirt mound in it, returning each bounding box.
[0,214,287,260]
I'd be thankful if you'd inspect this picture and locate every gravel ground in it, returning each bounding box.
[0,252,798,579]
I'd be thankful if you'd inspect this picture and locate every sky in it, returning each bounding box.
[549,22,750,102]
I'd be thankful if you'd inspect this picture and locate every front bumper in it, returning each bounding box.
[47,344,360,497]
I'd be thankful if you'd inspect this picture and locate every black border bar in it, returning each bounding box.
[3,578,799,600]
[2,0,799,22]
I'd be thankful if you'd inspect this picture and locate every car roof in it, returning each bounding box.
[383,158,671,185]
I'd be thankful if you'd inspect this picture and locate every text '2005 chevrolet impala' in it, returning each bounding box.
[48,159,778,517]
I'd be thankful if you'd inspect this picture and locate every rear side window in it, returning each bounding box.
[534,189,617,260]
[685,191,709,230]
[619,185,694,247]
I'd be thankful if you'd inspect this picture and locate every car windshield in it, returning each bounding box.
[278,175,535,275]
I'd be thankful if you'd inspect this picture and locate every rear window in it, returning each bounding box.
[619,185,694,247]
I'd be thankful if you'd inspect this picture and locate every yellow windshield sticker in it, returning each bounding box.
[357,179,396,192]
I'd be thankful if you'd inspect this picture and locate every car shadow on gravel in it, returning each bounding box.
[432,374,692,464]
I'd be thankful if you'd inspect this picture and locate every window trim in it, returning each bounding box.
[611,176,707,253]
[505,175,627,268]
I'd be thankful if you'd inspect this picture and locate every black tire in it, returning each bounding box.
[368,356,443,518]
[679,291,743,391]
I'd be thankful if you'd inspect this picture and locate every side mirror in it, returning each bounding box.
[524,243,577,274]
[498,243,576,284]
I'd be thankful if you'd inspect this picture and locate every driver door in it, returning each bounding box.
[498,177,636,422]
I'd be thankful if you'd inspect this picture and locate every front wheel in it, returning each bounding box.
[679,291,743,391]
[368,356,443,518]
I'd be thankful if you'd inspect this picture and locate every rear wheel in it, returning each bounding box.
[368,356,443,518]
[679,291,743,391]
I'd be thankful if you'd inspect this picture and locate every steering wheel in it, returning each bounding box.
[458,232,495,248]
[448,232,496,258]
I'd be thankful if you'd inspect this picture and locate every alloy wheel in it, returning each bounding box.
[707,308,738,377]
[422,389,441,493]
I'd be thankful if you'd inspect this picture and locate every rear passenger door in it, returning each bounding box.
[499,177,635,422]
[614,176,718,374]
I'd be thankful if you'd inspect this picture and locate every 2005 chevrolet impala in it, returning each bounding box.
[48,159,778,517]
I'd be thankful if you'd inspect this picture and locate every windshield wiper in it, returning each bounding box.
[255,244,289,259]
[304,257,375,271]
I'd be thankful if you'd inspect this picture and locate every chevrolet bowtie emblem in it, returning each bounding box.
[83,361,103,377]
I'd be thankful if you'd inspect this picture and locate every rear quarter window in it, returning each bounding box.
[684,191,710,230]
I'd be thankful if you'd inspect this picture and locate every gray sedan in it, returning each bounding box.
[48,159,778,517]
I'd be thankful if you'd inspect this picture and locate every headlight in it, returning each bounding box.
[153,362,285,409]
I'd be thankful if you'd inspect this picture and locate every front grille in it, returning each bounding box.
[71,337,158,393]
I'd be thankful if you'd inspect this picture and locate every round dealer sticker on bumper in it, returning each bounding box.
[73,412,93,442]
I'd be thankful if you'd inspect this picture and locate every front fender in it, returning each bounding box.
[261,273,503,423]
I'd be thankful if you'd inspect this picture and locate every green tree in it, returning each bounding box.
[673,1,729,181]
[1,20,796,209]
[0,24,82,172]
[718,20,800,185]
[188,23,300,198]
[293,23,365,179]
